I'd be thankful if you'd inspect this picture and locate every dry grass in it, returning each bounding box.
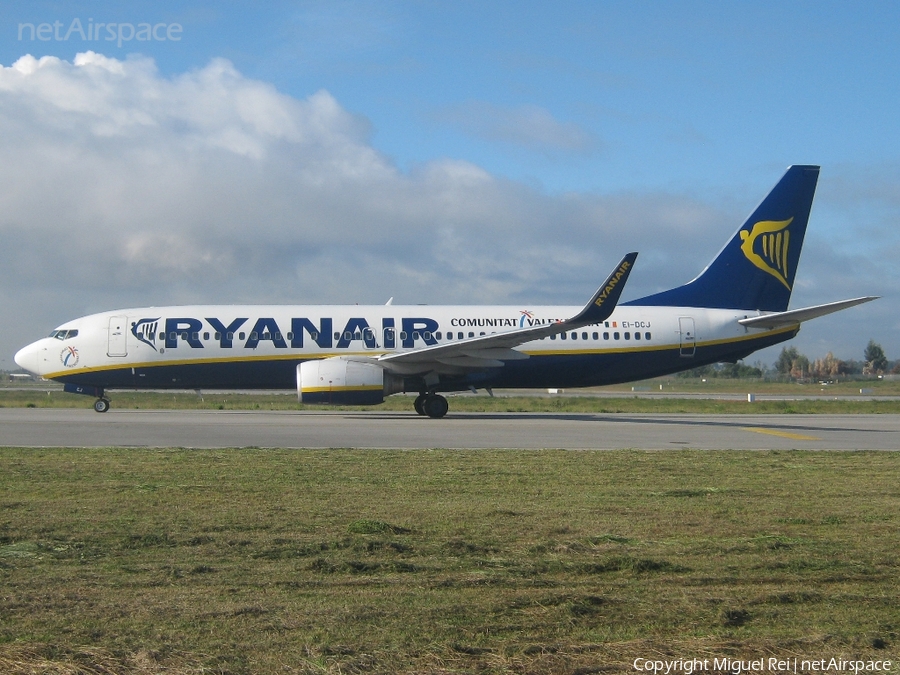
[2,388,900,414]
[1,448,898,673]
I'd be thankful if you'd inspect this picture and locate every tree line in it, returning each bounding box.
[678,339,897,380]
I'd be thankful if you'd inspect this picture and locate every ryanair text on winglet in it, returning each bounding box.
[594,260,632,308]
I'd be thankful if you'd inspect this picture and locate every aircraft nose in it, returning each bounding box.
[14,342,40,375]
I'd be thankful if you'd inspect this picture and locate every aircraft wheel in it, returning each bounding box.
[423,394,448,419]
[93,398,110,413]
[413,394,427,416]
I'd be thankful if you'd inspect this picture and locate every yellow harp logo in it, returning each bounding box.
[739,217,793,290]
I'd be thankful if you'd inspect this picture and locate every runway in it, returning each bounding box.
[0,409,898,450]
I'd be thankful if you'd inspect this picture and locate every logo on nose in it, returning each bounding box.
[61,346,79,367]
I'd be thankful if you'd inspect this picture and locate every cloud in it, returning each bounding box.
[435,101,600,155]
[0,52,893,366]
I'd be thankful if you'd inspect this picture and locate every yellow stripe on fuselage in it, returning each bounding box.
[519,324,798,357]
[43,325,798,380]
[302,385,383,393]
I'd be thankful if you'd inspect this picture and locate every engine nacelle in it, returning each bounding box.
[298,357,402,406]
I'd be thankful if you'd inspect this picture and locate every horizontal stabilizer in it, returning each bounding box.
[737,296,878,329]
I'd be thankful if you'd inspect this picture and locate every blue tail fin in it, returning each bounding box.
[629,165,820,312]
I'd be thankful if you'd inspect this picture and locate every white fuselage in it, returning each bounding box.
[15,303,794,391]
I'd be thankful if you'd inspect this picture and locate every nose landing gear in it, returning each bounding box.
[62,383,111,413]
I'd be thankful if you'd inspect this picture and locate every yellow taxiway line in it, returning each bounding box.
[742,427,821,441]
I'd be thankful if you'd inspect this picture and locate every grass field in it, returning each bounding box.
[1,448,897,673]
[3,386,900,415]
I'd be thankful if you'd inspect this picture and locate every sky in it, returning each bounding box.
[0,0,897,372]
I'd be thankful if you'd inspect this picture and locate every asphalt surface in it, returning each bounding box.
[0,408,897,450]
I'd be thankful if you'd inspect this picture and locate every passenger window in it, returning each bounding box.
[214,332,221,340]
[226,332,233,340]
[193,332,200,341]
[550,334,556,340]
[353,331,361,340]
[344,332,352,340]
[634,332,641,340]
[459,332,464,339]
[614,332,620,340]
[468,332,474,338]
[423,331,432,340]
[583,332,588,340]
[160,333,166,340]
[645,332,651,340]
[400,331,408,340]
[239,332,246,340]
[287,332,294,341]
[435,331,442,340]
[592,332,598,340]
[334,332,340,340]
[560,332,567,340]
[624,332,630,340]
[413,331,420,340]
[603,332,609,340]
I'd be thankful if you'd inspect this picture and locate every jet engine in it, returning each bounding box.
[297,357,403,405]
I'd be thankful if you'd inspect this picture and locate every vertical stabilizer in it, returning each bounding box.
[629,165,819,312]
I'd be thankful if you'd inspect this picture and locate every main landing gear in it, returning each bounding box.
[413,393,449,419]
[93,397,111,413]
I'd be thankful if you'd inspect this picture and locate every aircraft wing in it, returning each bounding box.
[737,296,878,329]
[376,252,637,374]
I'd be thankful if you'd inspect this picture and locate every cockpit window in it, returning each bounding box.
[49,329,78,340]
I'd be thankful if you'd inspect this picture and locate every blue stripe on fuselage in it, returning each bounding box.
[52,328,796,393]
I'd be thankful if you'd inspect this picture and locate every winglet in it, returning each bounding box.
[376,251,638,371]
[567,252,638,327]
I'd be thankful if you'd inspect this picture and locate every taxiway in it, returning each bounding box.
[0,409,897,450]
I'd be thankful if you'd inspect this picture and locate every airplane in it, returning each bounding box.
[14,165,876,418]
